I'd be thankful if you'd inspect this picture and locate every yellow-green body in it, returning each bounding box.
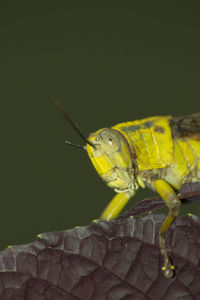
[86,114,200,278]
[87,115,200,197]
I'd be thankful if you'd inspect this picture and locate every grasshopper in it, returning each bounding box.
[59,105,200,278]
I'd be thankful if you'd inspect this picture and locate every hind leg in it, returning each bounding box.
[154,179,181,278]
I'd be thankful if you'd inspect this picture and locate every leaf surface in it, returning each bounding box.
[0,205,200,299]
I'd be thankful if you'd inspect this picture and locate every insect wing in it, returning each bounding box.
[171,113,200,139]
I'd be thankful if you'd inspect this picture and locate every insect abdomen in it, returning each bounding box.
[163,137,200,190]
[164,114,200,189]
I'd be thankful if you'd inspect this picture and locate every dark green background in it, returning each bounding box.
[1,2,200,251]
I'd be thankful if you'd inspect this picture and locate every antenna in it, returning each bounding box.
[55,101,95,148]
[65,140,86,150]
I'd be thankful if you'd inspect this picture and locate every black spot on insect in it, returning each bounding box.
[154,126,165,133]
[122,121,153,133]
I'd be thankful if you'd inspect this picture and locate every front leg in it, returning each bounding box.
[154,179,181,278]
[100,192,132,221]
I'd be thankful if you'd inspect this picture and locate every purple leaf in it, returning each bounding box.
[0,209,200,299]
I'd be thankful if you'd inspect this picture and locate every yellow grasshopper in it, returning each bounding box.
[58,105,200,278]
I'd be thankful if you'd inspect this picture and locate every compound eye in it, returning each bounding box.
[99,129,121,153]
